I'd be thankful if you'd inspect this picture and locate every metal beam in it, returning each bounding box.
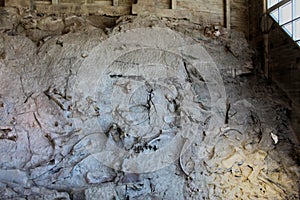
[268,0,291,13]
[263,0,270,79]
[30,0,35,10]
[226,0,230,29]
[113,0,118,6]
[171,0,176,9]
[280,16,300,27]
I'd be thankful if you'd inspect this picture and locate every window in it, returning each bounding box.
[271,9,279,22]
[280,2,292,25]
[294,19,300,40]
[295,0,300,18]
[283,22,293,35]
[268,0,300,47]
[268,0,280,8]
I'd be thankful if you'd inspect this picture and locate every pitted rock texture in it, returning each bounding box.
[0,9,299,200]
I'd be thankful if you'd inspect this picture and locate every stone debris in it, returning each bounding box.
[81,52,88,58]
[0,9,298,200]
[270,132,279,144]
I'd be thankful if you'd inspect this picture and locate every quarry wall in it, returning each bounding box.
[2,0,299,140]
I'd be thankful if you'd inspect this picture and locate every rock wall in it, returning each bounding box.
[0,9,299,199]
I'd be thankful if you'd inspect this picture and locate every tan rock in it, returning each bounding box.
[231,164,242,177]
[240,165,253,181]
[247,166,263,185]
[222,151,245,169]
[249,150,267,166]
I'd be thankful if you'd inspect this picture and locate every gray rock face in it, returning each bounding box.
[0,11,299,199]
[72,27,225,176]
